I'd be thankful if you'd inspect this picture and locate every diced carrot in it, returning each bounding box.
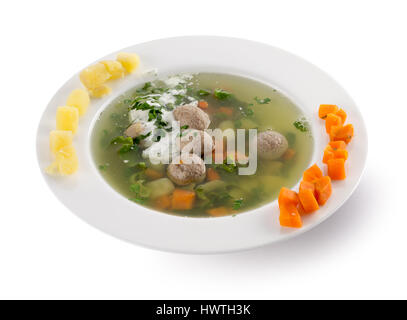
[323,145,335,164]
[207,207,230,217]
[334,149,348,161]
[315,176,332,205]
[325,113,343,134]
[145,168,164,180]
[278,187,299,207]
[297,202,307,216]
[300,180,316,195]
[330,124,354,144]
[327,158,346,180]
[303,164,323,183]
[335,108,347,123]
[154,195,172,210]
[198,100,208,109]
[282,148,296,160]
[207,168,220,181]
[298,189,319,213]
[279,203,302,228]
[319,104,339,119]
[219,107,234,116]
[329,141,347,150]
[171,189,196,210]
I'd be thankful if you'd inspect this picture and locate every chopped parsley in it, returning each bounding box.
[254,97,271,104]
[293,118,310,132]
[214,88,232,100]
[98,163,109,171]
[197,89,210,96]
[233,199,244,210]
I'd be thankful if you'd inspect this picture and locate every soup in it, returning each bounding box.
[91,73,313,217]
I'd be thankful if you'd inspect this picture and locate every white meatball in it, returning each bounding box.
[179,129,213,157]
[257,130,288,160]
[167,154,206,186]
[173,104,210,130]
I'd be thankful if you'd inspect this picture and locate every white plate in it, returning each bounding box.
[36,36,368,254]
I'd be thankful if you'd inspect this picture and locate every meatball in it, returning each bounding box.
[179,129,213,157]
[256,130,288,160]
[173,104,210,130]
[125,121,144,138]
[167,154,206,186]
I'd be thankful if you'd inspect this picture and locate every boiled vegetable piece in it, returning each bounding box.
[56,106,79,133]
[218,120,235,131]
[298,189,319,213]
[171,189,196,210]
[319,104,339,119]
[100,60,126,80]
[207,168,220,181]
[89,84,111,98]
[79,63,111,90]
[299,180,316,195]
[66,89,90,116]
[315,176,332,205]
[329,141,347,150]
[327,158,346,180]
[282,148,296,160]
[336,109,347,123]
[302,164,323,183]
[146,178,175,199]
[145,168,164,180]
[197,180,227,193]
[219,107,234,116]
[334,149,348,161]
[325,113,343,134]
[278,187,299,207]
[56,145,79,175]
[323,145,335,164]
[116,52,140,73]
[49,130,73,154]
[207,207,230,217]
[330,124,354,144]
[198,100,208,109]
[154,195,172,210]
[279,203,302,228]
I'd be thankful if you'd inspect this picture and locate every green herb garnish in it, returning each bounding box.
[214,88,232,100]
[293,118,310,132]
[197,89,210,96]
[254,97,271,104]
[98,163,109,171]
[233,199,243,210]
[134,132,152,144]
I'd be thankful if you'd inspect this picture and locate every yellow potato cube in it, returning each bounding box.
[49,130,73,155]
[66,89,90,116]
[100,60,125,80]
[79,63,111,90]
[89,84,111,98]
[56,145,79,175]
[56,106,79,133]
[116,52,140,73]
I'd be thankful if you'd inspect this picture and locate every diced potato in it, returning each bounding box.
[100,60,126,80]
[219,120,235,131]
[196,180,226,193]
[56,145,78,175]
[89,84,111,98]
[116,52,140,73]
[56,106,79,133]
[79,63,111,90]
[49,130,73,154]
[66,89,90,116]
[240,118,258,129]
[146,178,175,199]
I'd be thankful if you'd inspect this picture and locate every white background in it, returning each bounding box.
[1,0,406,300]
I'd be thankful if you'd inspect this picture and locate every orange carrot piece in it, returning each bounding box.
[323,145,335,164]
[198,100,208,109]
[300,180,316,194]
[171,189,196,210]
[219,106,234,116]
[282,148,296,160]
[207,207,230,217]
[303,164,323,183]
[329,141,347,150]
[325,113,343,134]
[330,124,354,144]
[154,195,172,210]
[279,203,303,228]
[315,176,332,205]
[319,104,339,119]
[334,149,348,161]
[278,187,299,207]
[335,108,347,123]
[298,189,319,213]
[145,168,164,180]
[327,158,346,180]
[207,168,220,181]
